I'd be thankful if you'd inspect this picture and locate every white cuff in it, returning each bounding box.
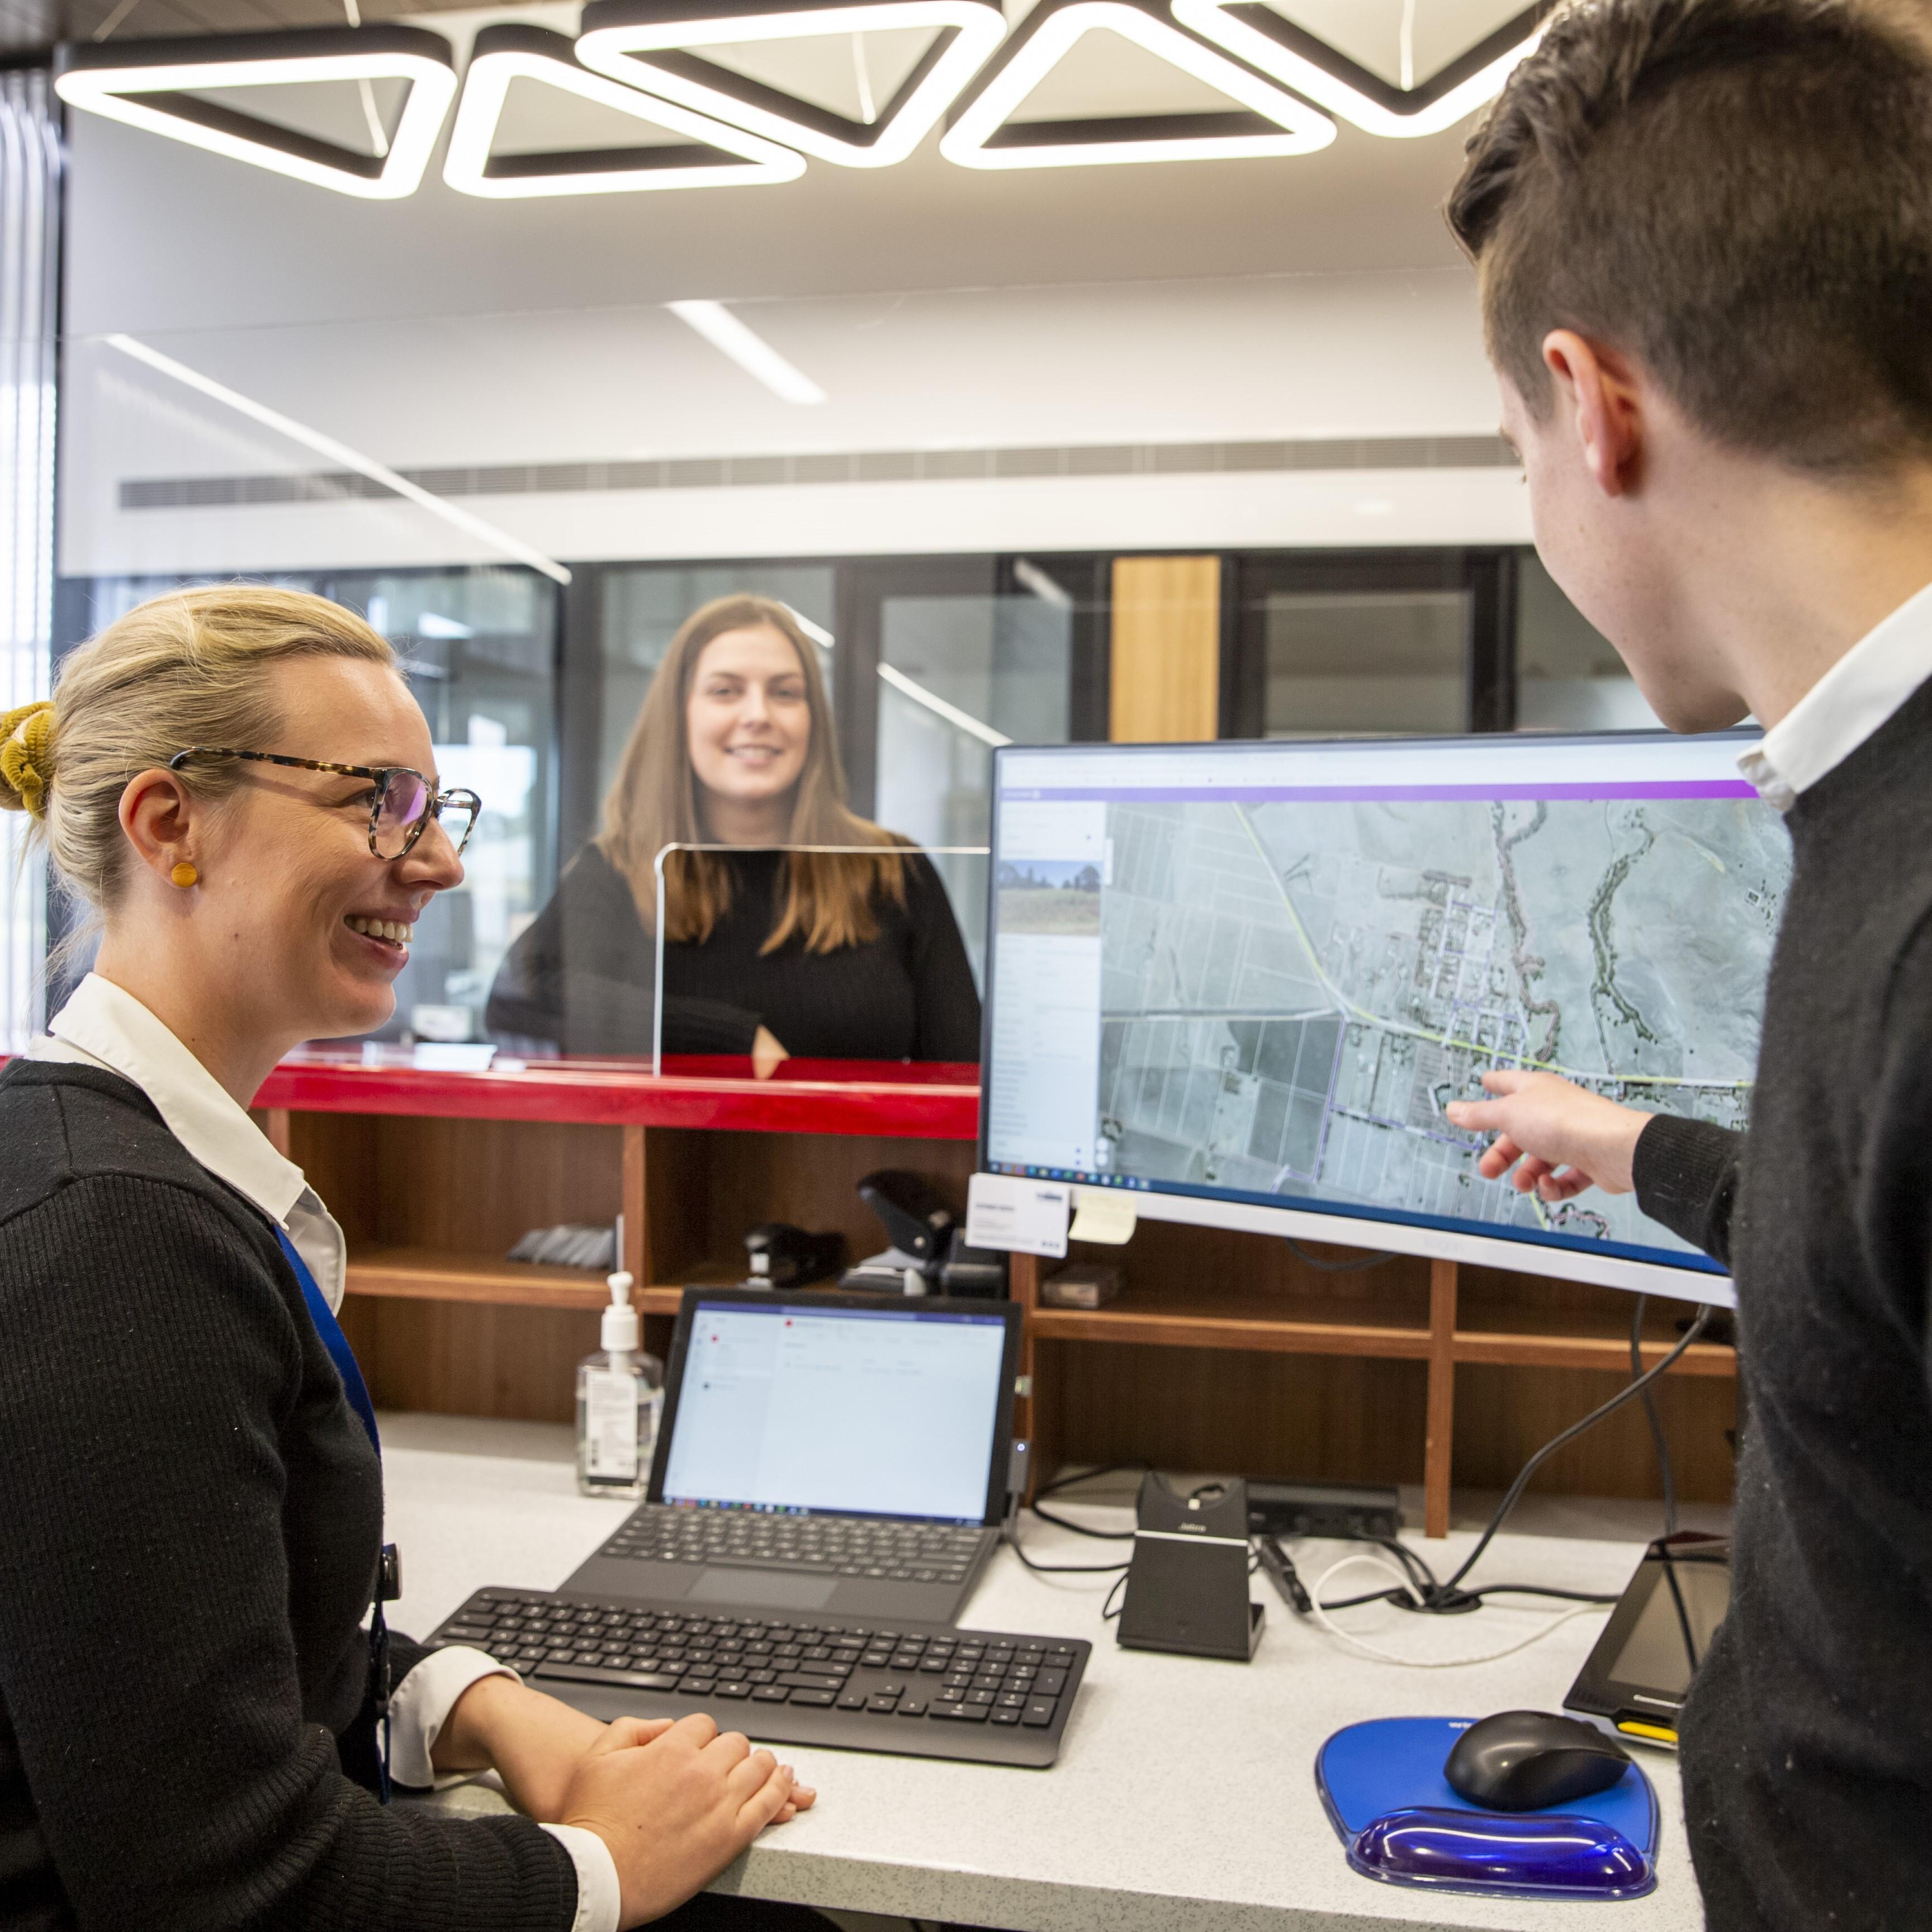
[542,1823,623,1932]
[385,1645,519,1789]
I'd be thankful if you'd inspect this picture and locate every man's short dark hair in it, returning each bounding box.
[1447,0,1932,475]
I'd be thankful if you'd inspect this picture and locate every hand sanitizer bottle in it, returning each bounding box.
[576,1271,662,1499]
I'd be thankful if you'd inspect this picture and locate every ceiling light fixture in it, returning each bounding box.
[55,26,457,198]
[575,0,1006,169]
[103,333,572,584]
[1168,0,1544,139]
[666,300,827,404]
[938,0,1334,169]
[444,25,806,197]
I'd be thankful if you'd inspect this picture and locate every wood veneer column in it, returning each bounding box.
[622,1125,647,1285]
[1109,557,1220,741]
[1010,1251,1040,1496]
[1424,1258,1459,1538]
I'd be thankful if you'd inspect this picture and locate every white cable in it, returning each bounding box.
[1308,1555,1607,1669]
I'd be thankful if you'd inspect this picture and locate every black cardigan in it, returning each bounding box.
[0,1061,577,1932]
[486,845,981,1062]
[1630,673,1932,1930]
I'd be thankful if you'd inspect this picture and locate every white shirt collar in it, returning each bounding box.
[1738,580,1932,809]
[26,974,346,1308]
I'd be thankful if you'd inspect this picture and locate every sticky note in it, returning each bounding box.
[965,1172,1070,1258]
[1069,1186,1137,1244]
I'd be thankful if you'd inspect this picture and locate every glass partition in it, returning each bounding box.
[485,840,986,1071]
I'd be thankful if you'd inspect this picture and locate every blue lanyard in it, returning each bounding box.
[276,1225,380,1459]
[274,1224,393,1801]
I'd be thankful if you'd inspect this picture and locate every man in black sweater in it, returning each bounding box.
[1439,3,1932,1926]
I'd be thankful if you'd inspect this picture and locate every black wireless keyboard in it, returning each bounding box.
[426,1587,1090,1768]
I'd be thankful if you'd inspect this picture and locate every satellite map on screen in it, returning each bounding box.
[1094,793,1790,1258]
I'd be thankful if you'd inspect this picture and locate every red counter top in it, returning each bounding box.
[254,1052,982,1140]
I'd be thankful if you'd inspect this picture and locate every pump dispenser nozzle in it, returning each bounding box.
[602,1270,640,1353]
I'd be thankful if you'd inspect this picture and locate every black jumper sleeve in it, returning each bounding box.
[0,1102,577,1931]
[1631,1115,1744,1272]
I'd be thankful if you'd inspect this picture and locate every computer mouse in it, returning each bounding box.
[1444,1711,1633,1812]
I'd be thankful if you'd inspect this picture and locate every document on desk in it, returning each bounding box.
[966,1172,1069,1257]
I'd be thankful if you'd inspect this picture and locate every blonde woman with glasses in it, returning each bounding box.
[0,586,820,1932]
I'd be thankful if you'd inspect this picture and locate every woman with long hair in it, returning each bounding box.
[0,586,817,1931]
[487,595,979,1067]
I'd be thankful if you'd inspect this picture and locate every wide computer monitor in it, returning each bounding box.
[979,732,1792,1305]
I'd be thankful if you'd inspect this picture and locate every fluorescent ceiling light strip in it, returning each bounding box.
[443,34,806,197]
[877,661,1010,745]
[785,605,836,647]
[938,1,1334,169]
[54,37,456,198]
[666,301,827,405]
[103,334,572,585]
[1169,0,1542,139]
[1013,558,1072,608]
[575,0,1006,169]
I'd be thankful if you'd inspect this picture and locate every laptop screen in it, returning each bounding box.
[657,1298,1012,1524]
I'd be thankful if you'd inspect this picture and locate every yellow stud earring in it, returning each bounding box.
[170,862,199,889]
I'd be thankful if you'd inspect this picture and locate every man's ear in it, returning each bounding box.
[1542,329,1643,498]
[118,769,199,880]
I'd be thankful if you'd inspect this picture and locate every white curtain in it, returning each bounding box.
[0,67,58,1050]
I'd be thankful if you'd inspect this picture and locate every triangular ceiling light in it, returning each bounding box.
[1170,0,1546,138]
[55,27,457,198]
[938,0,1334,169]
[575,0,1007,169]
[444,26,805,197]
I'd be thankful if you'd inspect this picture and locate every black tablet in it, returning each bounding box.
[1564,1532,1730,1749]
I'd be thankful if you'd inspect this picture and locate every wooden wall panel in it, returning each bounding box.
[290,1113,624,1255]
[1034,1337,1734,1505]
[1045,1341,1431,1488]
[1109,556,1220,742]
[1451,1362,1736,1505]
[349,1298,600,1423]
[651,1128,978,1282]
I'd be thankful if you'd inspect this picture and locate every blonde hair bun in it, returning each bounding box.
[0,700,54,820]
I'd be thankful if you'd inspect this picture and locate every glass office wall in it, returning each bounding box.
[1514,551,1661,732]
[872,576,1079,983]
[53,566,558,1043]
[1226,552,1512,738]
[1258,588,1469,737]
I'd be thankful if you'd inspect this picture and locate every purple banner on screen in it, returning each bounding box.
[1000,780,1758,803]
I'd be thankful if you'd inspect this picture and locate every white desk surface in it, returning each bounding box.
[381,1414,1715,1932]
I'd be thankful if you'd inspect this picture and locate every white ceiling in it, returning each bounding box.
[59,0,1529,571]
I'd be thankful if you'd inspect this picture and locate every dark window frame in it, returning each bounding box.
[1221,547,1518,740]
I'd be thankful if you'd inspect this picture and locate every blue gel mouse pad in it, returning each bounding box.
[1317,1717,1658,1902]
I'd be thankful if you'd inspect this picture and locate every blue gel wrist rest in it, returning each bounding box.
[1317,1717,1659,1902]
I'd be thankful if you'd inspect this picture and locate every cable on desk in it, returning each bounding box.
[1305,1553,1609,1667]
[1434,1304,1715,1602]
[1263,1309,1712,1633]
[1631,1294,1679,1538]
[1026,1461,1146,1542]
